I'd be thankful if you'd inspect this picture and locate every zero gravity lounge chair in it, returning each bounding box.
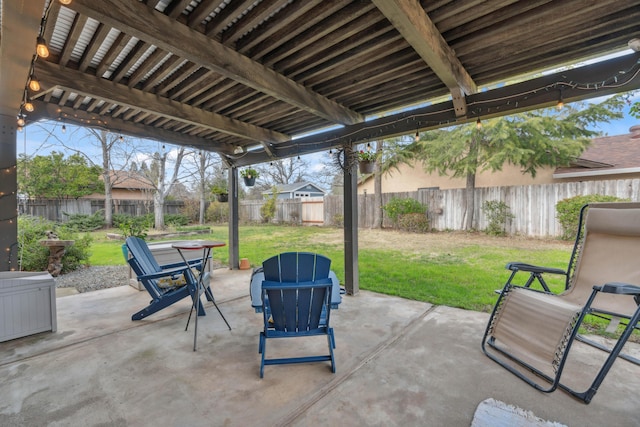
[482,202,640,403]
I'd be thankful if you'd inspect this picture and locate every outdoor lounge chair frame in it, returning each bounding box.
[125,236,212,321]
[482,202,640,403]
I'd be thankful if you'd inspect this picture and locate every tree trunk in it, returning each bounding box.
[464,172,476,230]
[373,140,383,229]
[153,147,185,230]
[100,131,113,228]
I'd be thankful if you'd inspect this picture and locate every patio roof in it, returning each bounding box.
[1,269,639,425]
[2,0,640,168]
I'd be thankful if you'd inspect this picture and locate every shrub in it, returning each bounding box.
[56,230,93,273]
[332,214,344,228]
[206,201,229,223]
[179,199,201,223]
[17,216,53,271]
[556,194,628,240]
[18,215,93,273]
[62,210,105,231]
[397,212,430,233]
[165,213,190,227]
[113,214,152,238]
[482,200,515,236]
[383,197,427,227]
[260,187,277,223]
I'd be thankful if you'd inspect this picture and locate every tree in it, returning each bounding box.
[18,152,102,199]
[413,96,625,229]
[139,146,186,229]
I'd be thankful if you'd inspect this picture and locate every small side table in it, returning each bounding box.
[172,240,231,351]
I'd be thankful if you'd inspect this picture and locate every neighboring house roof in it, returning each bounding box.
[554,126,640,179]
[103,171,155,190]
[262,182,326,196]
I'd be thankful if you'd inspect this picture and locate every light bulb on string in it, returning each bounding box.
[36,36,49,58]
[28,75,41,92]
[414,129,420,142]
[556,95,564,110]
[61,123,66,133]
[119,135,124,142]
[476,117,482,130]
[23,101,34,112]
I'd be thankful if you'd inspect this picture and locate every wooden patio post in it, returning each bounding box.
[0,115,19,271]
[343,149,359,295]
[228,167,239,269]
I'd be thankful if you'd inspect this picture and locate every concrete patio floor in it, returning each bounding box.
[1,268,639,426]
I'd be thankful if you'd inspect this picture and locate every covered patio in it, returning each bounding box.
[1,269,639,426]
[2,1,640,289]
[2,2,640,424]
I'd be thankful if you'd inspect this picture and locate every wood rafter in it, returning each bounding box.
[372,0,476,116]
[68,0,364,125]
[35,60,290,145]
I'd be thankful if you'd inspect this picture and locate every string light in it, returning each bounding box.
[476,117,482,129]
[36,36,49,58]
[556,90,564,110]
[23,100,34,112]
[61,123,66,133]
[414,129,420,142]
[28,74,41,92]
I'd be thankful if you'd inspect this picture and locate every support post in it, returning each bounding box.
[343,150,359,295]
[228,167,239,269]
[0,115,19,271]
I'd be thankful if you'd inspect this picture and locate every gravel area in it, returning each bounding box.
[54,265,131,293]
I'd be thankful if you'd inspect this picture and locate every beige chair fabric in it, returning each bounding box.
[561,206,640,317]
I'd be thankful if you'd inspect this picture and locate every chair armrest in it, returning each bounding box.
[596,282,640,295]
[506,262,566,275]
[160,258,204,270]
[138,265,191,281]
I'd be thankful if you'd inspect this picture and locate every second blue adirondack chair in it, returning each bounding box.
[125,236,211,321]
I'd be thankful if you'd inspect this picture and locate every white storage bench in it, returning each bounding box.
[0,271,57,342]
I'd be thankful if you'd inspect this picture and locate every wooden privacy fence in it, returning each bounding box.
[19,199,184,222]
[241,178,640,237]
[21,179,640,237]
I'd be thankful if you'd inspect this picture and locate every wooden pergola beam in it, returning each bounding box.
[68,0,365,126]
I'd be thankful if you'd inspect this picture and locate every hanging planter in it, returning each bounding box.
[216,193,229,203]
[359,160,375,174]
[240,168,259,187]
[357,149,376,174]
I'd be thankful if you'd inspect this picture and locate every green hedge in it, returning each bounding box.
[556,194,628,240]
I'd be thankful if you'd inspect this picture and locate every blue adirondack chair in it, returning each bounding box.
[125,236,211,321]
[258,252,337,377]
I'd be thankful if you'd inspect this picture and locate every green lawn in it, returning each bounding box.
[87,225,572,313]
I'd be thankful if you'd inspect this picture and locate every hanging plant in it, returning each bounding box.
[241,167,259,186]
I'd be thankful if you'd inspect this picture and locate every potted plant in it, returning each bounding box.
[241,167,259,187]
[357,149,376,174]
[212,185,229,202]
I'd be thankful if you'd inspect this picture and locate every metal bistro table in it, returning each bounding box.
[172,240,231,351]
